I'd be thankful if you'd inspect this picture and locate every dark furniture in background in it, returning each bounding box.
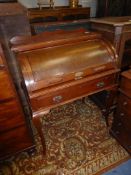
[97,0,131,17]
[111,69,131,154]
[0,2,35,160]
[90,17,131,116]
[28,7,90,23]
[0,0,17,2]
[0,43,34,159]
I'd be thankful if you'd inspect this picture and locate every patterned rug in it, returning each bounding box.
[0,98,130,175]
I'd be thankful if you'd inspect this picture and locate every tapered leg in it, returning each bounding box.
[33,115,46,155]
[103,87,118,127]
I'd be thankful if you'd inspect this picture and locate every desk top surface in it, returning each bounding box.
[28,6,90,11]
[91,16,131,26]
[121,69,131,80]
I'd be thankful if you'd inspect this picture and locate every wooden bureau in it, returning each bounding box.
[28,7,90,23]
[10,29,119,136]
[0,44,34,160]
[111,69,131,154]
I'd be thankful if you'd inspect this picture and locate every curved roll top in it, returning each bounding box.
[12,30,118,94]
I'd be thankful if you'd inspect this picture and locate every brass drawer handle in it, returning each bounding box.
[75,71,84,80]
[116,131,120,135]
[120,113,124,117]
[118,122,122,127]
[0,64,5,69]
[96,81,105,88]
[123,101,128,106]
[128,145,131,149]
[53,95,63,103]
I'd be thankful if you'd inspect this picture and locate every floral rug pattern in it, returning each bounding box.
[0,98,129,175]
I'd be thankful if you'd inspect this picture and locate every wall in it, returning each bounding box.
[18,0,97,17]
[18,0,68,8]
[81,0,97,17]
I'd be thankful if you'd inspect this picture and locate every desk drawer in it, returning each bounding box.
[118,93,131,112]
[115,109,131,131]
[0,100,25,132]
[31,73,116,115]
[0,126,33,158]
[120,75,131,97]
[0,70,15,101]
[111,124,131,153]
[0,56,4,68]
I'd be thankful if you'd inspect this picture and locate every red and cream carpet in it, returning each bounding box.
[0,98,130,175]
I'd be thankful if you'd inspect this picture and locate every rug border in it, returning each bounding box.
[94,156,131,175]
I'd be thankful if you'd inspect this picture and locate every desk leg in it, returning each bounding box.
[33,116,46,155]
[104,87,118,127]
